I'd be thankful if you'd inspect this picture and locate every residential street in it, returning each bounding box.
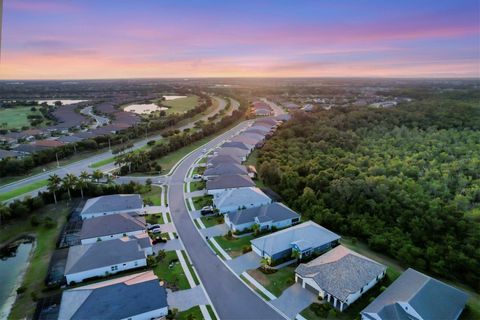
[168,121,285,319]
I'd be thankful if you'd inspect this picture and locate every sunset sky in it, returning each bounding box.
[1,0,479,79]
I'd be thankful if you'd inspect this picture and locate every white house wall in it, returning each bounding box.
[81,208,144,220]
[344,271,385,306]
[81,230,145,245]
[66,258,147,284]
[126,306,169,320]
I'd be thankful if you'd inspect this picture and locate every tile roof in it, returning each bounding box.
[361,268,469,320]
[296,245,386,302]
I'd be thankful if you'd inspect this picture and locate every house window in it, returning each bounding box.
[360,287,364,293]
[111,266,118,271]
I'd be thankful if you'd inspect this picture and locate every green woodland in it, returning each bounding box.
[257,91,480,291]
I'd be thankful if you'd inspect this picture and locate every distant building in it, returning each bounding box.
[361,268,469,320]
[58,271,168,320]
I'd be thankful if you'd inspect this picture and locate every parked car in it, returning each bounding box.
[152,236,167,244]
[200,206,214,215]
[147,224,161,231]
[192,174,202,180]
[150,227,162,234]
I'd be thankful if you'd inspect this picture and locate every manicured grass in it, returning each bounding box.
[192,166,206,176]
[89,156,115,168]
[191,195,213,210]
[247,266,296,297]
[164,186,169,206]
[240,275,272,301]
[180,251,200,285]
[194,219,201,229]
[200,214,224,228]
[0,179,48,201]
[190,180,206,192]
[175,305,203,320]
[166,212,172,223]
[142,186,162,206]
[146,213,164,225]
[208,239,226,260]
[151,251,190,290]
[213,234,254,258]
[197,157,208,164]
[0,106,45,129]
[162,95,199,115]
[7,202,71,320]
[206,305,217,320]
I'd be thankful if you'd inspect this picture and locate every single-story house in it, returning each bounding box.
[12,143,49,154]
[207,154,242,167]
[215,147,250,161]
[79,213,146,244]
[225,202,300,232]
[240,132,265,142]
[80,194,144,219]
[0,149,20,160]
[361,268,469,320]
[58,271,168,320]
[34,139,66,148]
[57,135,85,144]
[220,141,251,151]
[206,174,255,196]
[254,108,273,116]
[64,237,149,284]
[213,187,272,214]
[295,245,386,312]
[250,221,340,262]
[203,163,248,180]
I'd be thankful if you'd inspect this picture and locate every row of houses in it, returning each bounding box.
[57,194,170,320]
[251,100,273,116]
[198,116,469,317]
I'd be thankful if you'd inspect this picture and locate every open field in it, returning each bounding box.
[0,106,44,130]
[162,95,199,114]
[0,179,48,202]
[6,202,71,320]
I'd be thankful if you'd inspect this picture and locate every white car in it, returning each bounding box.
[192,174,203,180]
[150,228,162,234]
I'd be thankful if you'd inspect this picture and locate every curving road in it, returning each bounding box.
[167,121,284,320]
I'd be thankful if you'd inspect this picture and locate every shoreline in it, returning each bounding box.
[0,237,36,320]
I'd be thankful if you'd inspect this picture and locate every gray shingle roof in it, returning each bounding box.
[59,272,167,320]
[216,147,250,158]
[81,194,143,215]
[361,268,469,320]
[221,141,250,150]
[79,213,145,240]
[207,154,241,166]
[227,202,299,225]
[251,221,340,257]
[230,135,261,146]
[206,174,255,190]
[65,239,146,274]
[296,250,386,301]
[204,163,248,177]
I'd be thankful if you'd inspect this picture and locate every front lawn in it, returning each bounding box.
[190,180,206,192]
[200,214,224,228]
[192,195,213,210]
[175,305,203,320]
[213,234,254,258]
[142,185,162,206]
[146,213,164,225]
[247,266,296,297]
[151,251,190,291]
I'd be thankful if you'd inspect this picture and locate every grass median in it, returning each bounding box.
[0,179,48,202]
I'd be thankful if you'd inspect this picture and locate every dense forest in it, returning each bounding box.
[257,91,480,290]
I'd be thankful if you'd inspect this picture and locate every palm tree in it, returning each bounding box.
[105,174,115,185]
[62,173,78,200]
[48,174,62,204]
[260,257,271,270]
[91,169,104,183]
[77,171,90,198]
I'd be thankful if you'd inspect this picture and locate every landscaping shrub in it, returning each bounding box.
[242,245,252,253]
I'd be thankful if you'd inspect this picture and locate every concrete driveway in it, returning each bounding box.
[159,223,176,233]
[190,210,202,219]
[226,251,262,275]
[167,286,210,311]
[199,223,229,238]
[154,239,183,253]
[270,283,317,319]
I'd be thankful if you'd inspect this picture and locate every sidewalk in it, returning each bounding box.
[241,272,277,300]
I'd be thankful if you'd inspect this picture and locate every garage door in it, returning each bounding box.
[305,282,318,294]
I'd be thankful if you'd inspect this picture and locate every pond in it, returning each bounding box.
[163,95,187,100]
[124,103,168,114]
[37,99,87,106]
[0,239,34,319]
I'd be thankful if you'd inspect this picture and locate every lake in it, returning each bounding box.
[124,103,168,114]
[0,240,34,319]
